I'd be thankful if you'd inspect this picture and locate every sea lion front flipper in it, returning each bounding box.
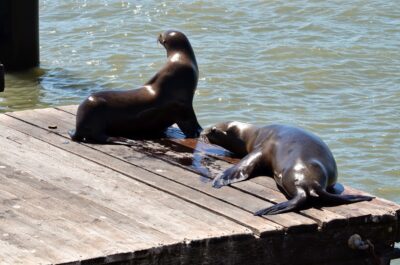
[68,129,82,141]
[254,190,308,215]
[212,150,262,188]
[176,107,203,138]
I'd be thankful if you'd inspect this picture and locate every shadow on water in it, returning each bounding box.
[0,67,104,113]
[38,68,105,103]
[0,68,46,112]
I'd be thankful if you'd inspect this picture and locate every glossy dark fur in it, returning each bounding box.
[69,30,202,144]
[205,121,374,215]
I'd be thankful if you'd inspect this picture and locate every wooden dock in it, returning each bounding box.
[0,106,399,265]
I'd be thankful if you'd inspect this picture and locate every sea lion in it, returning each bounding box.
[204,121,374,215]
[69,30,202,144]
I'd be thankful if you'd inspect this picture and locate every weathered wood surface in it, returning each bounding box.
[0,106,399,265]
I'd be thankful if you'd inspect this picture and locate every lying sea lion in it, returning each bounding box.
[204,121,374,215]
[69,30,202,144]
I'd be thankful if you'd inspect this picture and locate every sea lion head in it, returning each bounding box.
[158,30,196,59]
[204,121,250,156]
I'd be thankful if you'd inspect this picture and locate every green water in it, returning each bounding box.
[1,1,400,256]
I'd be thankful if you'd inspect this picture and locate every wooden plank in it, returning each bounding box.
[0,115,277,237]
[56,105,400,231]
[0,111,285,235]
[3,164,268,261]
[0,107,398,265]
[0,186,109,264]
[0,122,251,239]
[0,123,260,264]
[0,239,46,265]
[343,185,400,216]
[169,125,399,227]
[231,180,349,229]
[0,189,59,265]
[56,104,78,114]
[5,108,318,233]
[47,108,319,231]
[0,163,175,245]
[252,176,398,224]
[54,107,352,229]
[171,137,399,227]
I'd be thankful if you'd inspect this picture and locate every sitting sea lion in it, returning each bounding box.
[204,121,374,215]
[69,30,202,144]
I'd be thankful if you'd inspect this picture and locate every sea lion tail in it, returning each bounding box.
[314,185,374,204]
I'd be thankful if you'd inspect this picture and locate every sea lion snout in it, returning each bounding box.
[204,126,229,146]
[158,33,165,45]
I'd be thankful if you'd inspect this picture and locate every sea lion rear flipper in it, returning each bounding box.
[254,191,308,216]
[177,120,202,138]
[212,150,262,188]
[316,187,374,205]
[176,107,203,138]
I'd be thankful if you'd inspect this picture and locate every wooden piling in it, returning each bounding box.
[0,63,4,92]
[0,0,39,71]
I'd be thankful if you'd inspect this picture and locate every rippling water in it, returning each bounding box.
[1,0,399,215]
